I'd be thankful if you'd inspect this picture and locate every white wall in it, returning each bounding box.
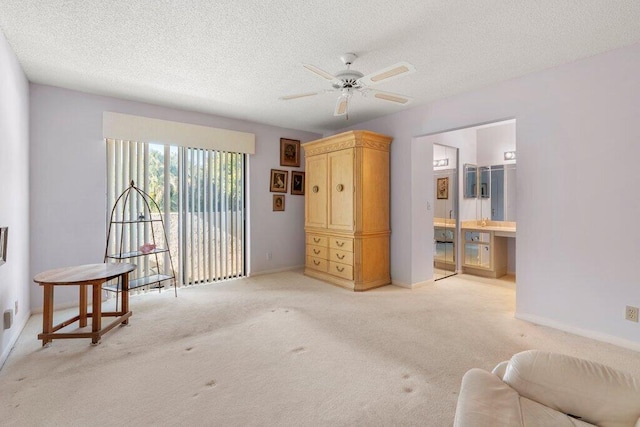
[476,122,516,167]
[339,42,640,347]
[0,30,30,365]
[29,84,320,309]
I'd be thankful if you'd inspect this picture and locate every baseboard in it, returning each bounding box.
[515,312,640,352]
[249,265,304,277]
[392,278,434,289]
[0,310,31,370]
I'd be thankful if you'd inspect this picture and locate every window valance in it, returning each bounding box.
[103,112,255,154]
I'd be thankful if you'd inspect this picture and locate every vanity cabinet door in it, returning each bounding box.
[464,243,491,268]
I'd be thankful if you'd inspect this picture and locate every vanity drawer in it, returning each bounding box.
[307,234,328,247]
[464,231,490,243]
[435,227,455,241]
[306,256,328,272]
[307,244,328,259]
[329,249,353,265]
[329,261,353,280]
[329,237,353,252]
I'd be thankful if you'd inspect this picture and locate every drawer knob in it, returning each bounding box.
[336,184,344,192]
[313,249,320,254]
[312,185,319,193]
[336,241,345,247]
[336,266,344,272]
[336,254,345,260]
[313,260,320,266]
[313,237,321,243]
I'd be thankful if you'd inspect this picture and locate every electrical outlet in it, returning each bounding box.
[625,306,639,323]
[266,252,272,261]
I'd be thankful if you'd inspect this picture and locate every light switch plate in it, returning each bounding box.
[3,309,13,329]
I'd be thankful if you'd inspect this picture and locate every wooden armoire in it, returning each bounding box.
[302,130,392,291]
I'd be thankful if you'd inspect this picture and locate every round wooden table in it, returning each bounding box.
[34,263,136,346]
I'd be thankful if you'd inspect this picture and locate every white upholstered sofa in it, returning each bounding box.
[454,350,640,427]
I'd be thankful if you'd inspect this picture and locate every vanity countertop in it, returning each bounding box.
[461,220,516,235]
[433,218,456,228]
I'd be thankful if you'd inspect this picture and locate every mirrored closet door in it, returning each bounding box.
[433,144,458,280]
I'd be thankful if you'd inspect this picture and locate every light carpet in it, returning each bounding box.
[2,272,639,426]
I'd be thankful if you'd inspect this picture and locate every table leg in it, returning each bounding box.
[91,282,102,344]
[79,284,87,328]
[42,284,54,346]
[121,272,130,325]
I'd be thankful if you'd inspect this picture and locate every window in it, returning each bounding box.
[107,139,246,287]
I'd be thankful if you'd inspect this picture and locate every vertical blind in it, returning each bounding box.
[179,146,245,284]
[107,139,246,287]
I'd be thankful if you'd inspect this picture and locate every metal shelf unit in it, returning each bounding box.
[104,181,177,295]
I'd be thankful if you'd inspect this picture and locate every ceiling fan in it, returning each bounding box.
[280,53,416,117]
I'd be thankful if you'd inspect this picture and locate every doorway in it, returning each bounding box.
[427,119,517,283]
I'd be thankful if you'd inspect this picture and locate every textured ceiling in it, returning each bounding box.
[1,1,640,134]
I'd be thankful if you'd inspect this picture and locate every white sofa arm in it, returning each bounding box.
[492,361,509,380]
[503,350,640,427]
[454,368,523,427]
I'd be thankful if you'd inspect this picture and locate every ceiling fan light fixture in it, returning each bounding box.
[285,55,416,117]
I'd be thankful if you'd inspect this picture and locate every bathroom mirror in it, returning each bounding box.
[477,164,516,221]
[463,164,477,198]
[478,166,490,199]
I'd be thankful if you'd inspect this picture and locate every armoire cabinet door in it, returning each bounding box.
[305,154,328,228]
[328,149,354,231]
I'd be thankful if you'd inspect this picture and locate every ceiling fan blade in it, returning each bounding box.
[303,64,341,85]
[357,61,416,86]
[280,92,319,100]
[334,96,349,116]
[371,89,412,105]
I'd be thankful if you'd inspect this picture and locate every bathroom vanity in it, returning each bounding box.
[461,220,515,278]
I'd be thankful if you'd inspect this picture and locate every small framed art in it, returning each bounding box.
[270,169,288,193]
[280,138,300,167]
[437,177,449,200]
[273,195,285,211]
[291,171,305,195]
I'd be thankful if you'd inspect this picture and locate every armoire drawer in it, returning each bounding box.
[307,234,328,247]
[306,256,328,272]
[329,261,353,280]
[329,249,353,265]
[329,237,353,252]
[307,245,328,259]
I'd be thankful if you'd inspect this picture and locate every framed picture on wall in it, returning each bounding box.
[437,177,449,199]
[280,138,300,167]
[0,227,8,266]
[273,195,285,211]
[270,169,288,193]
[291,171,305,195]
